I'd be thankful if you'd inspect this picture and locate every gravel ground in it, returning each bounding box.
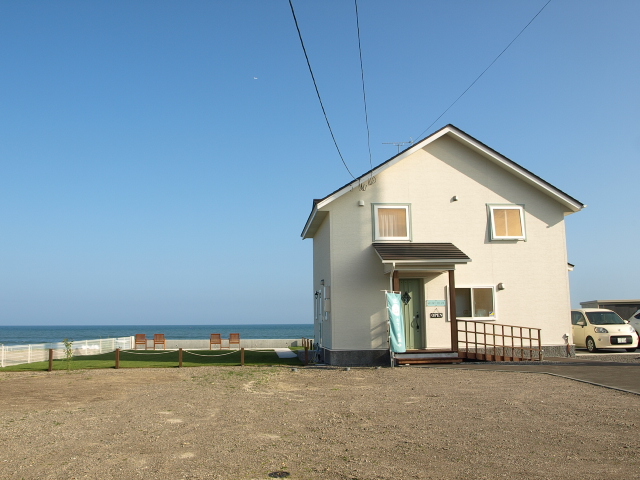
[1,365,639,480]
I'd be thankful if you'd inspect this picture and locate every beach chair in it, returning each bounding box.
[153,333,166,350]
[135,334,147,350]
[210,333,222,350]
[229,333,240,350]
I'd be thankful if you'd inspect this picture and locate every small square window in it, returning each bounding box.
[456,287,495,319]
[488,205,526,240]
[373,204,410,241]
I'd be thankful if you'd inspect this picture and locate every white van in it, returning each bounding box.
[571,308,638,352]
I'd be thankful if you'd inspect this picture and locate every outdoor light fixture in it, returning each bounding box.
[451,195,458,201]
[358,200,365,206]
[497,283,505,290]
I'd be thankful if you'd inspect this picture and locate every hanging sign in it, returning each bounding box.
[386,292,406,353]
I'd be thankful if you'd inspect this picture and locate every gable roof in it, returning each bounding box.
[302,124,585,239]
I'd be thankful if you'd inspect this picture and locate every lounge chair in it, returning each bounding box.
[135,334,147,350]
[229,333,240,350]
[210,333,222,350]
[153,333,166,350]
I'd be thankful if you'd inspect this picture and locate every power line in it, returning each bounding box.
[288,0,356,180]
[415,0,552,141]
[354,0,374,177]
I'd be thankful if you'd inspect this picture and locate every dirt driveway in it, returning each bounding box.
[1,366,638,480]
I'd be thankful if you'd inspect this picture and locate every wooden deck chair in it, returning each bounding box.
[135,334,147,350]
[153,333,166,350]
[229,333,240,350]
[210,333,222,350]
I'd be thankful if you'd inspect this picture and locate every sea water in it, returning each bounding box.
[0,324,314,346]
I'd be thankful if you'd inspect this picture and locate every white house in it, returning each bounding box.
[302,125,584,366]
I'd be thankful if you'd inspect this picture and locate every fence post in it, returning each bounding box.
[115,348,120,369]
[240,347,245,366]
[1,345,4,368]
[179,348,183,368]
[48,349,53,372]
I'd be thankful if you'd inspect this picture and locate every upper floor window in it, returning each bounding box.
[488,204,526,240]
[373,204,411,241]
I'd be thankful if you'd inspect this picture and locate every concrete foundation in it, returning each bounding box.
[321,348,390,367]
[318,345,575,366]
[543,344,576,358]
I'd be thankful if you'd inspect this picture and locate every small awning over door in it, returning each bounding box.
[373,243,471,272]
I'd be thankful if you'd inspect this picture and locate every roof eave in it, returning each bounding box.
[301,205,317,239]
[303,124,586,225]
[301,208,329,239]
[443,127,585,213]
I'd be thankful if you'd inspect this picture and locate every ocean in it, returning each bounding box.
[0,324,314,346]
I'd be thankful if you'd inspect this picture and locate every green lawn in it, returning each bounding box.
[0,349,303,372]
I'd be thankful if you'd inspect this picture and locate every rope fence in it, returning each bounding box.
[33,346,305,371]
[2,337,312,371]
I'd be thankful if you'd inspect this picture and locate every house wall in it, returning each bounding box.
[312,215,332,349]
[315,134,573,356]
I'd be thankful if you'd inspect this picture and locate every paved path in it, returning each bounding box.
[424,354,640,395]
[273,348,297,358]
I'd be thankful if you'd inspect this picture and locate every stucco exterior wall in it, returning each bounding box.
[312,215,332,349]
[313,134,573,352]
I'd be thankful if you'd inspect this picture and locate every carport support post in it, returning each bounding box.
[240,348,245,366]
[48,349,53,372]
[115,348,120,369]
[448,269,459,353]
[178,348,183,368]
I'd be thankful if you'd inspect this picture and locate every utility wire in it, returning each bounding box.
[288,0,356,180]
[415,0,552,141]
[354,0,374,178]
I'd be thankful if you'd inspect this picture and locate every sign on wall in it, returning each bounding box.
[427,300,447,307]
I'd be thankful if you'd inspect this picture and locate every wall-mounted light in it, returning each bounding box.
[358,200,365,206]
[497,283,505,290]
[451,195,458,202]
[320,279,325,286]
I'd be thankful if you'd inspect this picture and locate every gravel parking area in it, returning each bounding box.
[1,366,639,480]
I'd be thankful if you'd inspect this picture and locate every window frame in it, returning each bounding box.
[455,286,497,321]
[372,203,412,241]
[487,204,526,241]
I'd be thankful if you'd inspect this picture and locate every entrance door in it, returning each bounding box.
[400,279,423,350]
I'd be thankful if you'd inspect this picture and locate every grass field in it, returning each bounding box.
[0,348,303,372]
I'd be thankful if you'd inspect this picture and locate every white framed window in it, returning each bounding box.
[488,204,526,240]
[373,204,411,241]
[455,287,496,320]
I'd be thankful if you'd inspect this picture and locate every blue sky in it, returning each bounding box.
[1,0,638,325]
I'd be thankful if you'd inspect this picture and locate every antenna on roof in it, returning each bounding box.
[383,138,413,154]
